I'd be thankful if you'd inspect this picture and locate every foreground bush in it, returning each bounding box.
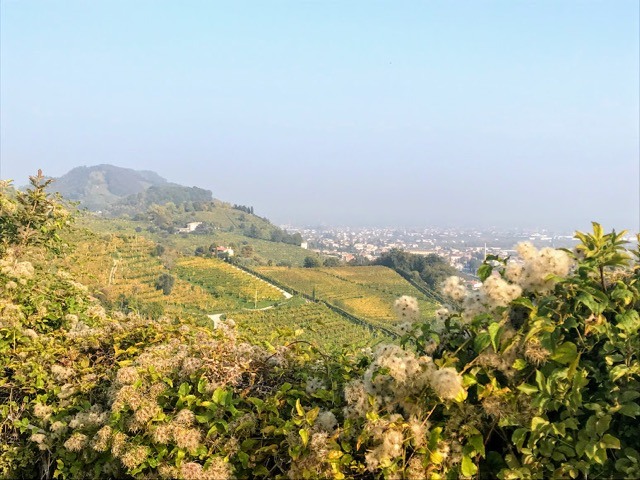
[1,175,638,479]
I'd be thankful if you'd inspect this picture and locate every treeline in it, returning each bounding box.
[119,185,213,210]
[233,204,254,214]
[374,248,459,289]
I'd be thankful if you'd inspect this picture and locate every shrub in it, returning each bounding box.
[303,256,321,268]
[155,273,175,295]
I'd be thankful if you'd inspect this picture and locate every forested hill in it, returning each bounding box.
[47,164,213,212]
[46,164,304,252]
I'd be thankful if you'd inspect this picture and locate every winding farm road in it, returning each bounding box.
[208,266,291,327]
[228,264,293,299]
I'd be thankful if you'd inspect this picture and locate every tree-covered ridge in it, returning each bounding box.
[47,164,169,210]
[1,174,638,479]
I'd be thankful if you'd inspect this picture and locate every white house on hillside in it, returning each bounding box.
[177,222,202,233]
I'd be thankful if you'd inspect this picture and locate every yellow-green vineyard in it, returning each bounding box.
[174,257,284,308]
[230,302,386,350]
[61,232,226,318]
[59,231,401,346]
[255,265,439,329]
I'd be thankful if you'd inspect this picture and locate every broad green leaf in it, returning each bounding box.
[488,322,502,351]
[178,382,191,397]
[295,399,305,417]
[461,455,478,477]
[474,332,491,353]
[619,402,640,418]
[478,264,492,282]
[517,383,538,395]
[531,416,548,432]
[468,435,485,457]
[595,415,611,436]
[551,342,578,365]
[512,358,528,371]
[212,387,225,404]
[616,310,640,335]
[237,451,249,468]
[600,434,621,450]
[306,407,319,425]
[511,297,535,311]
[535,370,547,392]
[512,428,528,449]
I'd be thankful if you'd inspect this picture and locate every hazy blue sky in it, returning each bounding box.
[1,1,638,231]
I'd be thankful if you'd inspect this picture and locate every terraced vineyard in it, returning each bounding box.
[254,266,439,330]
[61,232,231,318]
[229,302,386,349]
[174,257,285,308]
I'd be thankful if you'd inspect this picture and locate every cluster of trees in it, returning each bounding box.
[374,248,459,289]
[232,204,254,214]
[303,255,341,268]
[269,227,304,246]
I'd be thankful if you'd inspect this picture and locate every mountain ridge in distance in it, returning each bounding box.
[48,164,213,212]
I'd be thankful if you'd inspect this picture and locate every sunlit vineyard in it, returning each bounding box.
[255,266,439,328]
[174,257,285,307]
[229,302,386,349]
[61,231,232,316]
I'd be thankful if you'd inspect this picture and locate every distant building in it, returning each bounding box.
[215,246,234,257]
[300,241,308,249]
[177,221,202,233]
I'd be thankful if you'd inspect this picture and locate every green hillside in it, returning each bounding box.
[78,213,316,267]
[255,265,439,331]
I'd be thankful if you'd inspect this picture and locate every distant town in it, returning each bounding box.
[280,225,589,274]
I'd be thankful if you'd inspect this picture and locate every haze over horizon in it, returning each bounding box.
[1,1,639,232]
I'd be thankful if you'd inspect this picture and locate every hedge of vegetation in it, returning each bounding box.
[1,174,638,479]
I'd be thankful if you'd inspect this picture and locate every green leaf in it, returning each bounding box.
[619,402,640,418]
[511,297,535,310]
[517,383,538,395]
[461,455,478,477]
[299,428,309,448]
[488,322,502,351]
[178,382,191,397]
[197,377,207,394]
[595,415,611,436]
[295,399,305,417]
[620,390,640,403]
[512,428,528,449]
[535,370,547,392]
[551,342,578,365]
[253,466,270,476]
[212,387,226,405]
[577,293,601,314]
[237,451,249,468]
[600,434,621,450]
[474,332,491,353]
[531,416,548,432]
[616,310,640,335]
[468,435,485,457]
[512,358,528,371]
[306,407,319,425]
[478,264,492,282]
